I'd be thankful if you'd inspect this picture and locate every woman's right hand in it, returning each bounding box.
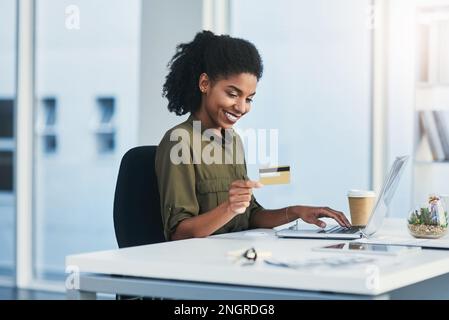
[226,180,263,215]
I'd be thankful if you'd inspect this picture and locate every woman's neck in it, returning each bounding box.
[193,109,222,136]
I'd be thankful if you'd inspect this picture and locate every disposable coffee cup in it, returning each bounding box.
[347,190,376,227]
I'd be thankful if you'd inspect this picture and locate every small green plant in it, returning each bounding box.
[446,211,449,228]
[408,207,448,228]
[408,210,420,225]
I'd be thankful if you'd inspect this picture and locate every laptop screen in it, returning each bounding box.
[363,156,409,236]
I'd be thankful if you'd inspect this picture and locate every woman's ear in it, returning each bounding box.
[198,73,210,94]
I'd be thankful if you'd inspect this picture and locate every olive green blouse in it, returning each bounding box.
[155,115,264,240]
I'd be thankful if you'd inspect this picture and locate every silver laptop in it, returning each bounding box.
[275,155,410,240]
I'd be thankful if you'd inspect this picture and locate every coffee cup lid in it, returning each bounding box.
[347,189,376,197]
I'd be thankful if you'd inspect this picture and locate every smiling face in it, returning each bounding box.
[195,72,258,130]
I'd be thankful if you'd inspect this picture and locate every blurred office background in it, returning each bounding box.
[1,0,449,295]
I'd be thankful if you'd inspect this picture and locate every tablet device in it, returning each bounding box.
[312,242,422,256]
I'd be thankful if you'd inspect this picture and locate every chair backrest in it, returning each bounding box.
[113,146,165,248]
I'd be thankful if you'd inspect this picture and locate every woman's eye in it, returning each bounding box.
[246,98,253,103]
[227,92,238,98]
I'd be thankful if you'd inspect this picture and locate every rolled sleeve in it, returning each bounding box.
[155,135,199,240]
[249,196,264,218]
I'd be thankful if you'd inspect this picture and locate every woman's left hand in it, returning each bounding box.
[289,205,351,228]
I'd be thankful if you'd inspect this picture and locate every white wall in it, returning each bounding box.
[231,0,373,215]
[138,0,203,145]
[34,0,141,274]
[0,0,16,96]
[385,0,416,216]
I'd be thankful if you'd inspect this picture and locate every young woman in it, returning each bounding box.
[156,31,351,241]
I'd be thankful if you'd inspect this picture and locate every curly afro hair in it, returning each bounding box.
[162,30,263,116]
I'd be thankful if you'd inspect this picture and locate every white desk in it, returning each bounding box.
[65,218,449,300]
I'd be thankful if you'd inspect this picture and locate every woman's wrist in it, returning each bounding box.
[223,200,238,217]
[288,205,303,220]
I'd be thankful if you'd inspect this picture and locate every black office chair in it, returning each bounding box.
[113,146,165,300]
[113,146,165,248]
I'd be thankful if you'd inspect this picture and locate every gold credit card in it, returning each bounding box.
[259,166,290,185]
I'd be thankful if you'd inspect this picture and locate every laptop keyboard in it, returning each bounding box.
[324,226,361,234]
